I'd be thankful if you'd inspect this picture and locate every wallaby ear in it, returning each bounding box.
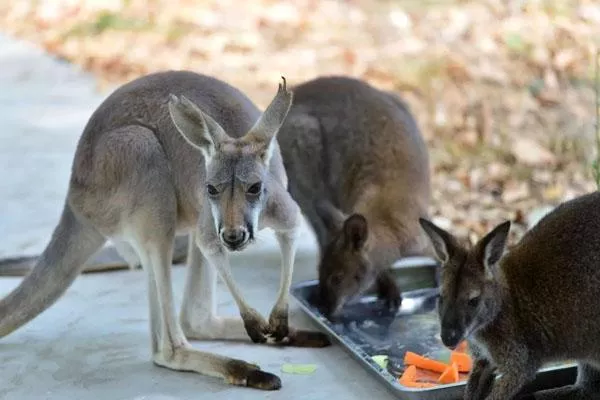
[315,200,347,233]
[343,214,369,251]
[418,218,456,264]
[245,76,293,165]
[478,221,510,278]
[168,94,228,160]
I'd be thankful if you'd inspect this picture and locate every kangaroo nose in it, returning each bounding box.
[221,228,247,248]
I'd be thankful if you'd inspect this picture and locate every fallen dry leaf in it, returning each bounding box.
[0,0,596,245]
[511,138,557,168]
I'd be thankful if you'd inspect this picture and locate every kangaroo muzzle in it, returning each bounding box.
[220,226,249,251]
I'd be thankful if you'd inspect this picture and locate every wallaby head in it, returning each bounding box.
[314,201,376,316]
[168,78,293,251]
[418,218,511,349]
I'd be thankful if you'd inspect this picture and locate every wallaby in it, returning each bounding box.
[0,71,330,390]
[419,190,600,400]
[276,76,432,318]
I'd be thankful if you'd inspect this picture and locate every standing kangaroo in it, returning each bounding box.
[419,191,600,400]
[277,76,432,318]
[0,71,329,390]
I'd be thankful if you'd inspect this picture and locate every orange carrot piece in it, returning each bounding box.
[438,362,459,384]
[399,380,438,389]
[403,351,449,374]
[398,366,437,389]
[415,367,445,383]
[451,351,473,373]
[455,341,468,353]
[399,365,418,382]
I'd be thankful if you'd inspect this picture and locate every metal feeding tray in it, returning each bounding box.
[290,256,578,400]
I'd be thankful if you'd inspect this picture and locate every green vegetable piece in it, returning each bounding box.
[281,363,318,375]
[371,355,389,369]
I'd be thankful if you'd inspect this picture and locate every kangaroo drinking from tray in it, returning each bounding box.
[0,71,329,390]
[277,76,432,318]
[419,191,600,400]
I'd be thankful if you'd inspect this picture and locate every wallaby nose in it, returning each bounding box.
[221,228,248,249]
[441,328,461,349]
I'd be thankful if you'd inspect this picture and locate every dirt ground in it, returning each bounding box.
[1,0,599,244]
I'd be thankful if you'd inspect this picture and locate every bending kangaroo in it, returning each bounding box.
[0,71,329,390]
[419,191,600,400]
[277,76,432,318]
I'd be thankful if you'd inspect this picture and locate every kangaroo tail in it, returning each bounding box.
[0,236,190,277]
[0,256,37,277]
[0,204,105,337]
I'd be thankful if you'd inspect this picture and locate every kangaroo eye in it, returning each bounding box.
[247,182,262,195]
[467,296,480,308]
[206,184,219,196]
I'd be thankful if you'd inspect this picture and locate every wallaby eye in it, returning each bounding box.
[206,184,219,196]
[329,273,343,287]
[247,182,262,195]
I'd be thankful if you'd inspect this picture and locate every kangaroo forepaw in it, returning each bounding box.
[241,309,270,343]
[282,328,332,348]
[268,305,289,342]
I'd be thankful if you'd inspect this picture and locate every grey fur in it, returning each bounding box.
[0,71,328,390]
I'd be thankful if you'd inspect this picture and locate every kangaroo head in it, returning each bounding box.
[418,218,510,349]
[314,201,376,317]
[168,77,293,251]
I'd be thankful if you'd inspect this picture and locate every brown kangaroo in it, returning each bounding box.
[0,71,330,391]
[277,76,432,318]
[419,190,600,400]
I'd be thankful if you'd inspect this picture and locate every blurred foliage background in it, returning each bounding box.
[1,0,599,243]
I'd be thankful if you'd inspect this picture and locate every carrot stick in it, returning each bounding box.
[399,365,418,382]
[398,366,437,388]
[398,380,438,388]
[438,362,459,384]
[403,351,449,374]
[451,351,473,373]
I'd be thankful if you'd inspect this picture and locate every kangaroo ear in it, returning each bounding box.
[245,76,293,165]
[342,214,369,251]
[315,200,347,233]
[478,221,510,279]
[418,218,457,264]
[168,94,228,161]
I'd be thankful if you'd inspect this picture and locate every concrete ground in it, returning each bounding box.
[0,34,398,400]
